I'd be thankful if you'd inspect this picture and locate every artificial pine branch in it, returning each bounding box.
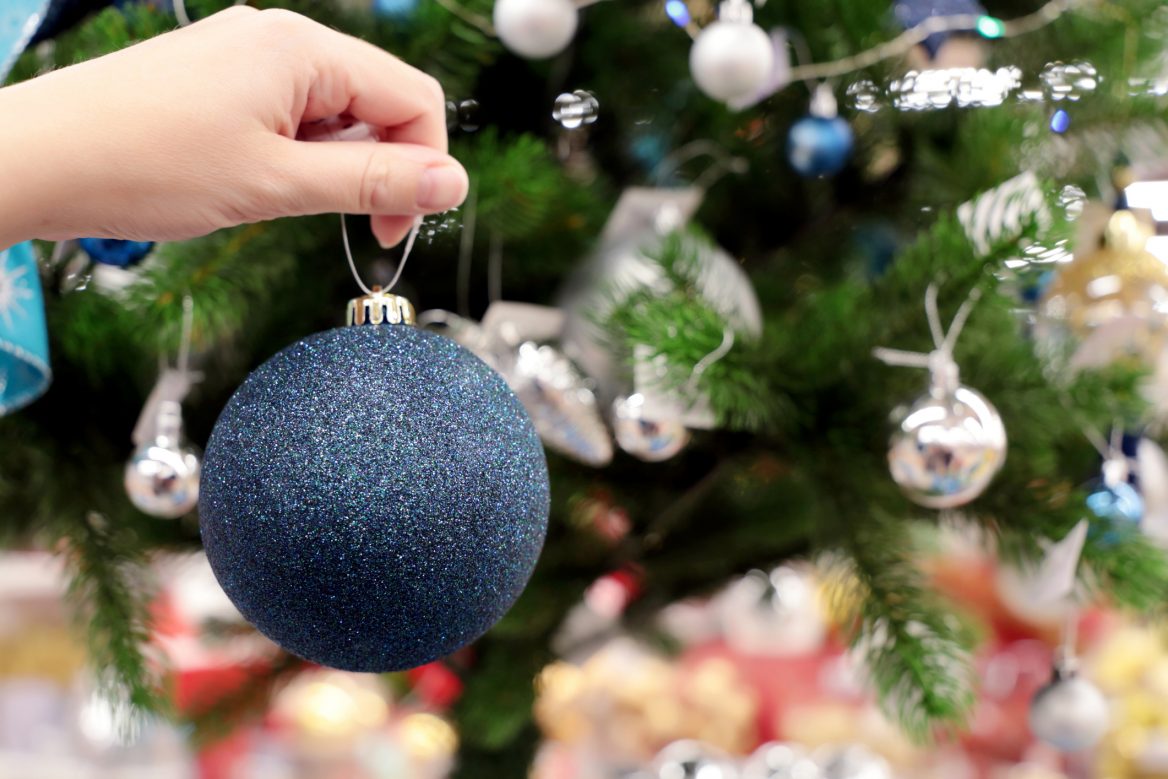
[63,511,164,719]
[823,517,977,742]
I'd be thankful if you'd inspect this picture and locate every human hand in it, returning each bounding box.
[0,6,466,249]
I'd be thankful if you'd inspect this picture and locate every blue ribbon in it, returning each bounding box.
[0,242,51,414]
[1,0,50,81]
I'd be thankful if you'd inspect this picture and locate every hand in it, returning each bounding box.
[0,7,466,249]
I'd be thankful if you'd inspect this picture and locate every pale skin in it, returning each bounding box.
[0,6,469,250]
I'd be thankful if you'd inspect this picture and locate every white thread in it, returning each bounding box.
[342,214,423,295]
[691,328,735,380]
[874,284,982,368]
[177,294,194,376]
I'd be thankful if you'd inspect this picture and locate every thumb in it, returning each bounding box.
[270,138,469,217]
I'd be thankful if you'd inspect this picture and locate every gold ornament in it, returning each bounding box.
[1039,209,1168,371]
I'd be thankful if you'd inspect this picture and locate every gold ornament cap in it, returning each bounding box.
[346,286,416,327]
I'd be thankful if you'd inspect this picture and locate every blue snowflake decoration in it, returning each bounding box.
[0,242,51,415]
[2,0,50,80]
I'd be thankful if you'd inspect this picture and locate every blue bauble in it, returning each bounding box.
[78,237,154,268]
[199,324,550,672]
[787,116,853,178]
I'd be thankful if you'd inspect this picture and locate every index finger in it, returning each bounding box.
[296,16,448,153]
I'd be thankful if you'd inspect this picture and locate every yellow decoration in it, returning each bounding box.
[1040,209,1168,369]
[533,640,757,761]
[274,671,391,742]
[398,713,458,762]
[0,625,86,685]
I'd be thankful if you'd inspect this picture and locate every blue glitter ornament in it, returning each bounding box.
[787,115,853,178]
[199,291,549,672]
[78,237,154,268]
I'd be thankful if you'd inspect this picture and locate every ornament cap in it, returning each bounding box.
[346,286,417,327]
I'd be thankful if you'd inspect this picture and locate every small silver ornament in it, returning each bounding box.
[743,742,822,779]
[689,0,774,103]
[508,341,613,467]
[124,401,200,518]
[888,380,1007,509]
[814,746,891,779]
[1029,661,1109,752]
[493,0,578,59]
[653,740,738,779]
[877,286,1006,509]
[611,393,689,462]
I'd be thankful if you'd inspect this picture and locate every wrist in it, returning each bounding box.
[0,82,68,248]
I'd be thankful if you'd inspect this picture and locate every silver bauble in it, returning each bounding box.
[493,0,578,59]
[814,746,891,779]
[1029,672,1109,752]
[689,6,774,103]
[653,740,738,779]
[611,393,689,462]
[506,341,613,467]
[888,384,1006,509]
[743,742,822,779]
[124,402,200,519]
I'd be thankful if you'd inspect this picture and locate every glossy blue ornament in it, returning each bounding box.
[199,309,550,672]
[787,116,853,178]
[0,242,50,414]
[78,237,154,268]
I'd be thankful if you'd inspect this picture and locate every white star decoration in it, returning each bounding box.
[0,247,34,332]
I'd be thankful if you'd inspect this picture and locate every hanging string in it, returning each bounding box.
[457,180,479,317]
[688,328,735,386]
[487,230,504,304]
[177,294,194,376]
[873,284,982,368]
[651,140,748,188]
[341,214,423,295]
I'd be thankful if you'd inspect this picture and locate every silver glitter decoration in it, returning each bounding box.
[199,325,549,672]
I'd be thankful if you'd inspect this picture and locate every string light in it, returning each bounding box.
[787,0,1082,82]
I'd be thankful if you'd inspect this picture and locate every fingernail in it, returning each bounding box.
[417,164,468,212]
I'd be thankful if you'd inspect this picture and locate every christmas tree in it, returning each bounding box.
[4,0,1168,775]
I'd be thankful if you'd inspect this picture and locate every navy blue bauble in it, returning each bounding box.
[787,116,854,178]
[199,324,550,672]
[78,237,154,268]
